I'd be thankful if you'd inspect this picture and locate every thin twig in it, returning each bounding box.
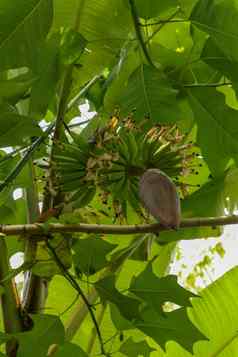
[128,0,155,67]
[67,75,102,112]
[63,235,147,344]
[87,302,107,355]
[0,122,55,193]
[139,19,189,27]
[45,239,106,356]
[184,82,232,88]
[145,8,181,44]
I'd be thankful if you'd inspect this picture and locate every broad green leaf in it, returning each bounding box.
[53,0,78,28]
[188,87,238,175]
[184,181,215,218]
[14,314,65,357]
[53,0,132,52]
[0,72,36,104]
[202,38,238,81]
[190,267,238,356]
[95,275,141,321]
[178,0,199,16]
[151,23,216,86]
[110,303,133,331]
[1,2,238,356]
[117,64,181,123]
[137,306,206,352]
[0,187,27,257]
[0,0,53,71]
[46,275,77,319]
[120,337,155,357]
[190,0,238,62]
[159,226,221,243]
[201,37,238,96]
[0,113,41,147]
[68,36,134,114]
[68,44,116,103]
[134,0,179,19]
[73,236,117,276]
[151,21,193,61]
[60,29,87,66]
[182,168,238,217]
[223,168,238,212]
[54,342,88,357]
[85,77,107,110]
[0,332,10,345]
[33,236,72,278]
[104,47,140,114]
[129,264,196,316]
[3,198,26,257]
[152,242,177,277]
[29,34,61,119]
[157,267,238,356]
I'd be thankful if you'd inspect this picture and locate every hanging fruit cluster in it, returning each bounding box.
[54,114,193,220]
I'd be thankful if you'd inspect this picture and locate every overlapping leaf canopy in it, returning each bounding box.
[0,0,238,356]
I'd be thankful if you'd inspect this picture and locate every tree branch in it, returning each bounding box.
[0,215,237,237]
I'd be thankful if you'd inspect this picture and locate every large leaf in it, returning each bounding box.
[116,64,181,123]
[134,0,179,19]
[201,37,238,96]
[188,87,238,175]
[0,0,53,70]
[179,0,199,17]
[0,112,41,147]
[29,33,61,119]
[137,306,206,353]
[190,0,238,62]
[119,337,155,357]
[96,270,205,352]
[159,226,221,243]
[0,72,36,104]
[72,237,117,276]
[14,315,65,357]
[129,264,196,316]
[182,168,238,217]
[0,196,26,257]
[54,342,88,357]
[156,267,238,356]
[53,0,132,51]
[45,275,77,320]
[95,275,141,321]
[104,48,140,113]
[52,0,78,29]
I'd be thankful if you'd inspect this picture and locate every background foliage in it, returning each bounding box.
[0,0,238,356]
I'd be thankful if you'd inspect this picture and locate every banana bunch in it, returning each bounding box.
[54,118,190,219]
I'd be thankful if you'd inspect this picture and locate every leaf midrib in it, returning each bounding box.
[0,0,46,51]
